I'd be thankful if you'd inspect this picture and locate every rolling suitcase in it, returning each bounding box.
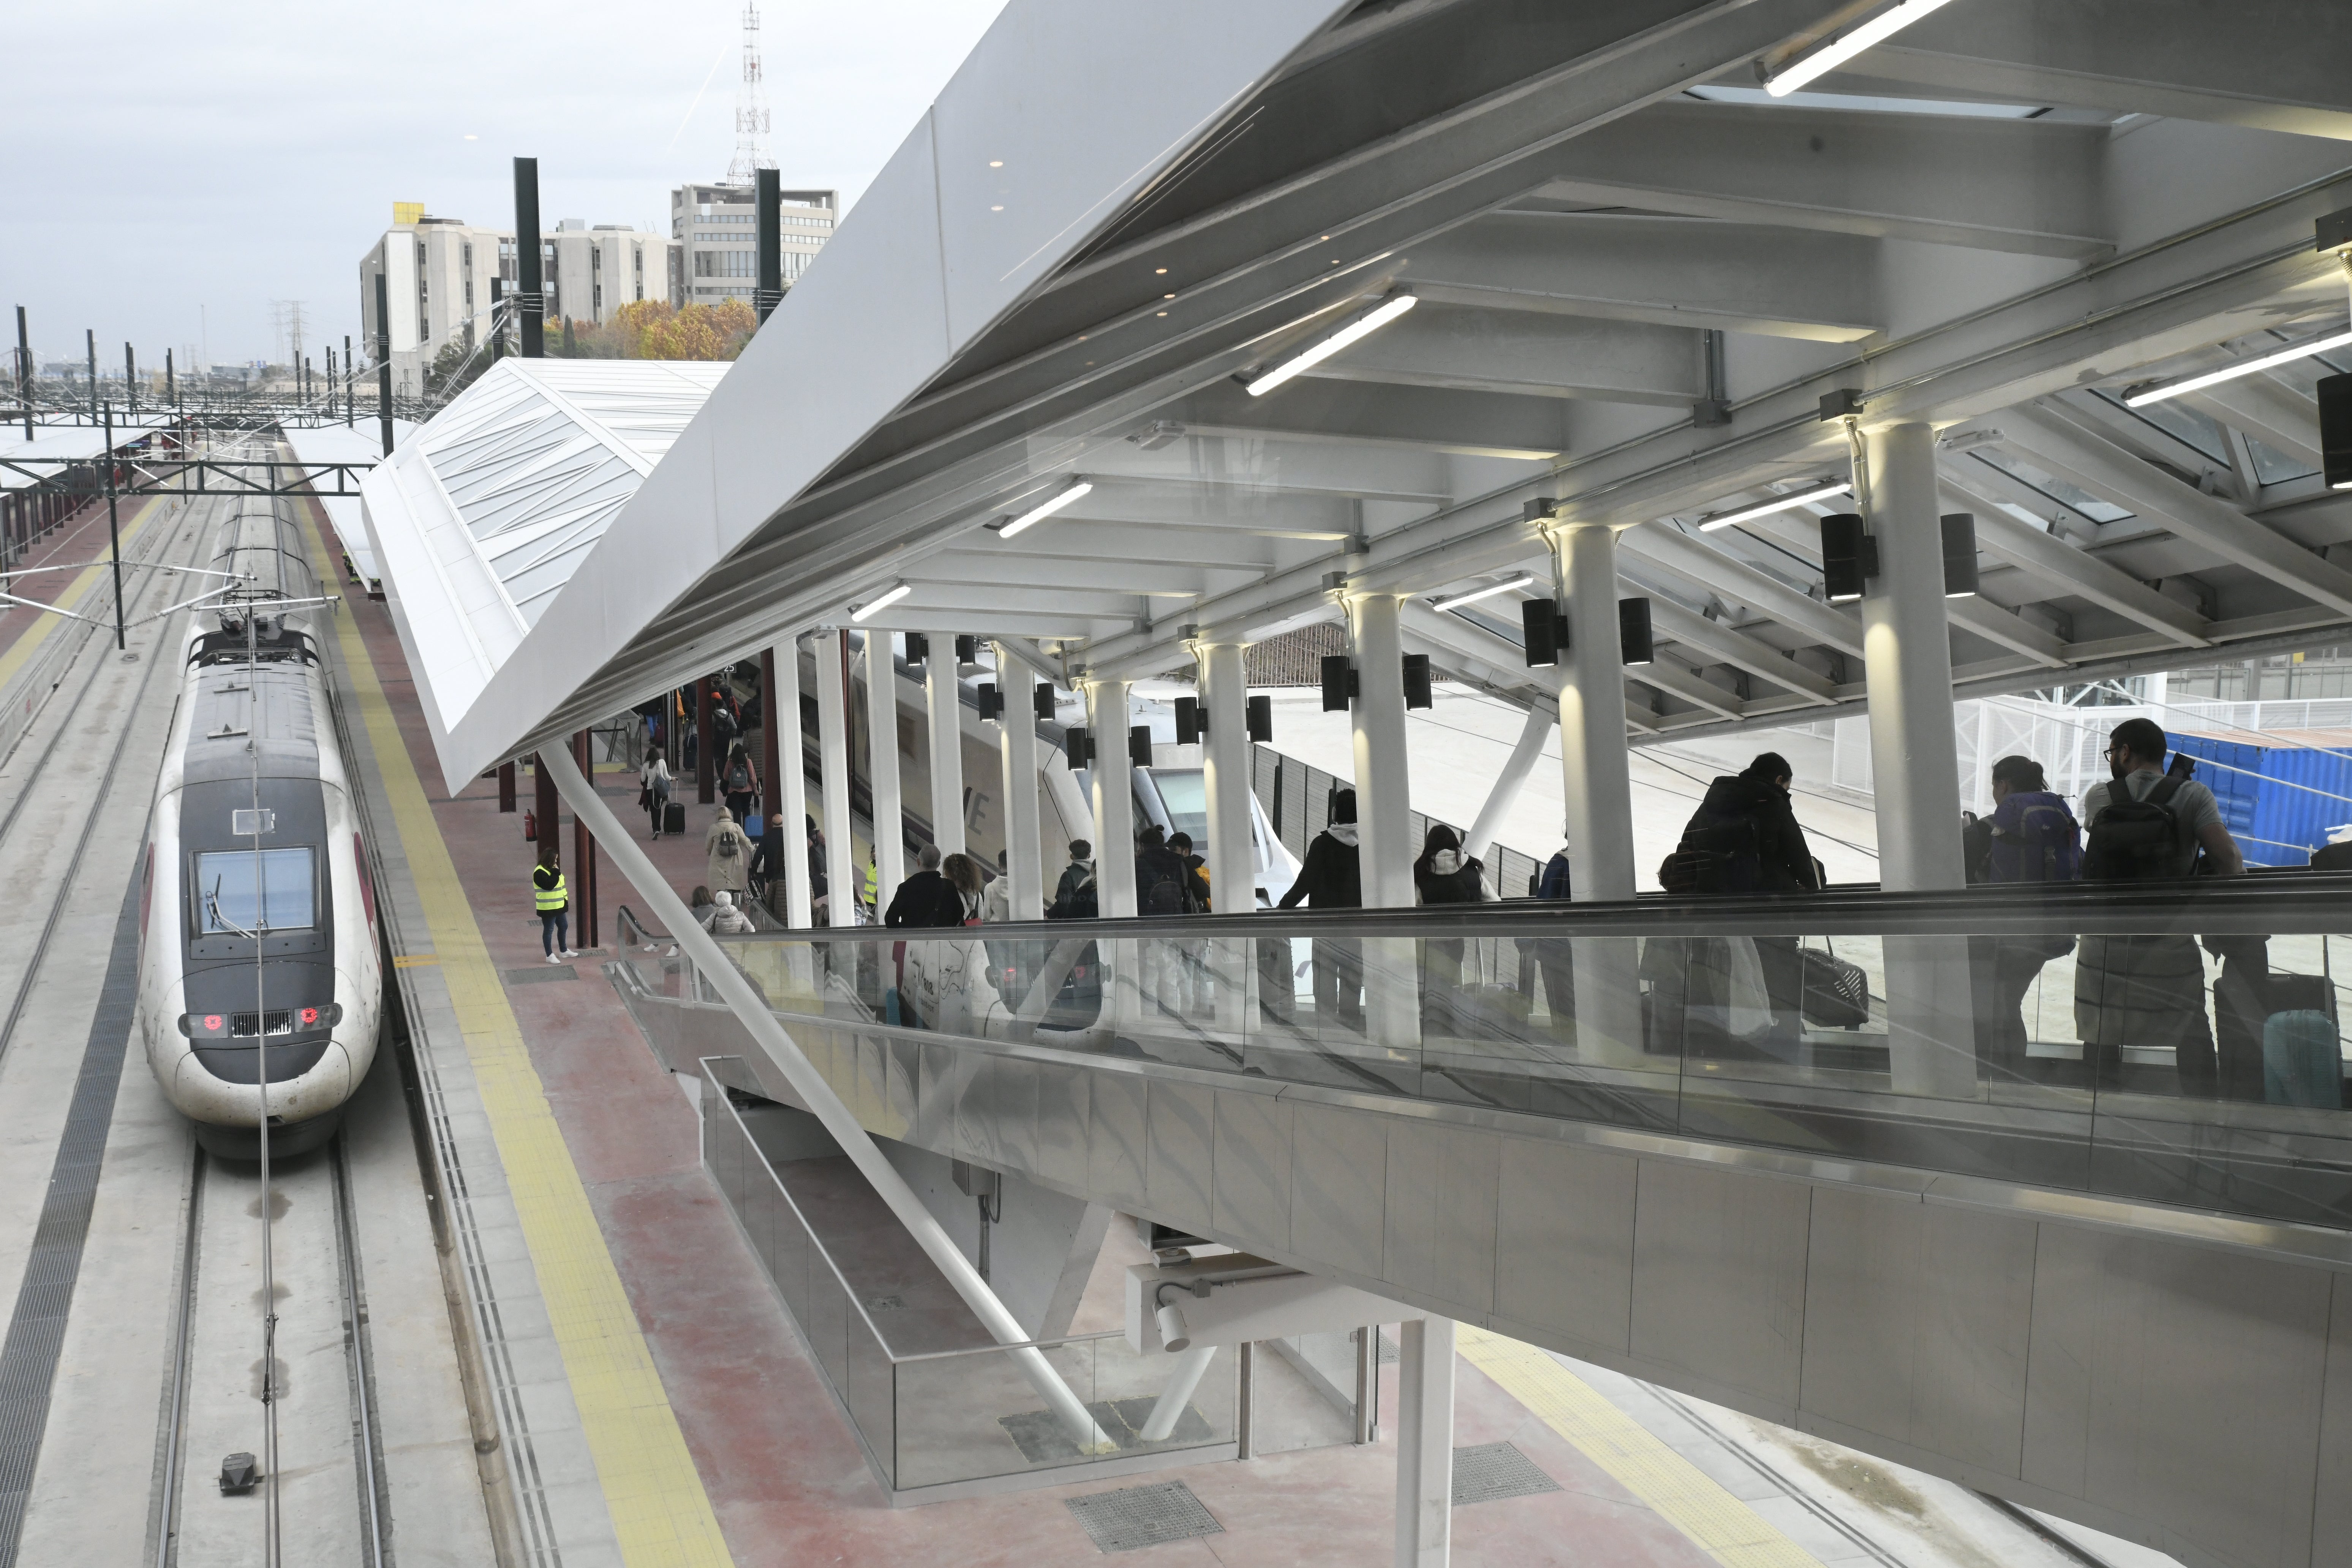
[663,800,686,835]
[2263,1010,2344,1108]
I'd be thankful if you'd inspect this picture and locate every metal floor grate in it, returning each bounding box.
[501,966,579,984]
[1453,1441,1562,1506]
[1066,1481,1224,1553]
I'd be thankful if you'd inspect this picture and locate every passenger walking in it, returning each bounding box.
[938,854,986,923]
[1532,830,1575,1030]
[1168,831,1213,1010]
[1135,825,1202,1015]
[981,849,1013,924]
[886,844,965,928]
[1049,840,1097,919]
[806,816,831,925]
[1277,789,1364,1032]
[1414,824,1489,1033]
[640,748,672,840]
[746,813,783,916]
[721,744,759,826]
[1966,756,2081,1081]
[2075,719,2241,1094]
[705,805,752,903]
[534,847,578,963]
[1655,754,1818,1057]
[707,889,755,936]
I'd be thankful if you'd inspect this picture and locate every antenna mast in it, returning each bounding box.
[726,5,772,182]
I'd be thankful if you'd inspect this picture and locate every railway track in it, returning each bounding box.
[150,1135,390,1567]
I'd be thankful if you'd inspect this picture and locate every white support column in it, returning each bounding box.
[1553,525,1636,902]
[925,631,966,857]
[773,638,812,927]
[1551,525,1641,1062]
[1201,641,1255,1034]
[815,629,854,924]
[1200,642,1255,909]
[1861,422,1966,893]
[994,645,1045,920]
[865,630,904,914]
[1463,702,1552,871]
[1087,678,1138,918]
[1861,420,1975,1097]
[1347,594,1414,909]
[1393,1317,1454,1568]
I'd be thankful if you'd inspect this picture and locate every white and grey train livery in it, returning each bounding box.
[137,501,381,1158]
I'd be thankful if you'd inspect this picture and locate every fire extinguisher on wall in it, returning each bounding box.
[524,809,537,842]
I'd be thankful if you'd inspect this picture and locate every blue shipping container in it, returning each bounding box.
[2168,733,2352,867]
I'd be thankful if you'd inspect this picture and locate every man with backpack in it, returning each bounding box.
[1276,788,1365,1032]
[1652,755,1816,1057]
[1965,756,2081,1080]
[2075,719,2241,1093]
[1134,824,1204,1015]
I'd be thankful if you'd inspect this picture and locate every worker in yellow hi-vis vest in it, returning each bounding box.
[860,850,879,922]
[534,847,578,963]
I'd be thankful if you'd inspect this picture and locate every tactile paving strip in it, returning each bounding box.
[1453,1440,1563,1506]
[1065,1481,1225,1553]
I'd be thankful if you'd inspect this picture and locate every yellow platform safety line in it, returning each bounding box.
[292,504,732,1567]
[1455,1327,1825,1568]
[0,493,167,694]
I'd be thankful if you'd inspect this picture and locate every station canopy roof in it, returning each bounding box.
[364,0,2352,793]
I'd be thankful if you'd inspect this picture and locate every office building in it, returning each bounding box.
[669,181,835,306]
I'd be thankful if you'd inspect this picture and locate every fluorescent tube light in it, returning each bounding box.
[1764,0,1962,98]
[849,582,912,622]
[1244,294,1417,397]
[1696,479,1852,531]
[2123,329,2352,407]
[1430,574,1535,613]
[997,479,1093,539]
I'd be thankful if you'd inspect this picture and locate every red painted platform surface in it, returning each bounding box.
[318,502,1726,1566]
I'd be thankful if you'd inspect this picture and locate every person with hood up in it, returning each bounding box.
[1413,823,1489,1031]
[1277,788,1364,1031]
[705,805,752,903]
[1654,754,1816,1056]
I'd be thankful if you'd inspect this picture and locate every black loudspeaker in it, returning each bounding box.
[1174,695,1204,744]
[1820,514,1876,603]
[1065,726,1091,767]
[1033,681,1056,720]
[903,632,929,666]
[1129,724,1154,767]
[1618,597,1653,666]
[2320,372,2352,490]
[1940,513,1979,599]
[977,682,1003,720]
[1521,597,1565,667]
[954,634,979,663]
[1402,653,1433,709]
[1246,694,1273,744]
[1320,655,1358,712]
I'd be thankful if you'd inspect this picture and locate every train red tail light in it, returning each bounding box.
[299,1007,320,1026]
[205,1014,223,1031]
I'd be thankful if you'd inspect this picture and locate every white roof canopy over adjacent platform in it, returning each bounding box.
[373,0,2352,793]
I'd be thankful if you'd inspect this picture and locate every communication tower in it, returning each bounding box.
[726,5,773,181]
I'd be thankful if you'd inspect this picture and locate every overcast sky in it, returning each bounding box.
[2,0,1006,369]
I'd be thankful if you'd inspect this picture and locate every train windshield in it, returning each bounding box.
[193,847,316,933]
[1148,769,1210,849]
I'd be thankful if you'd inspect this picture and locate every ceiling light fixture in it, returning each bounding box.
[1763,0,1962,98]
[1696,479,1853,531]
[1429,574,1535,613]
[1243,293,1417,397]
[997,479,1094,539]
[2123,327,2352,406]
[849,582,912,623]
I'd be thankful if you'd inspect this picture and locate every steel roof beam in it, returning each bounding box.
[2001,402,2352,619]
[1168,377,1573,459]
[1400,213,1882,344]
[1853,0,2352,141]
[1618,525,1864,657]
[1936,466,2212,645]
[1532,99,2112,261]
[1642,595,1840,704]
[1297,303,1702,406]
[2182,378,2324,471]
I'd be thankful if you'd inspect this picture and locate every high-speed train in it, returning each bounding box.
[138,499,381,1159]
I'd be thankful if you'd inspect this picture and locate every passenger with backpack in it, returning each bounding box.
[721,745,759,827]
[2074,719,2242,1094]
[1966,756,2081,1080]
[1133,825,1203,1015]
[704,805,752,903]
[1653,754,1815,1058]
[1048,841,1098,919]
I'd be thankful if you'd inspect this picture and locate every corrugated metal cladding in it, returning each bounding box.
[2169,734,2352,866]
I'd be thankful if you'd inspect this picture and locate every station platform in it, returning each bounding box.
[295,512,2137,1568]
